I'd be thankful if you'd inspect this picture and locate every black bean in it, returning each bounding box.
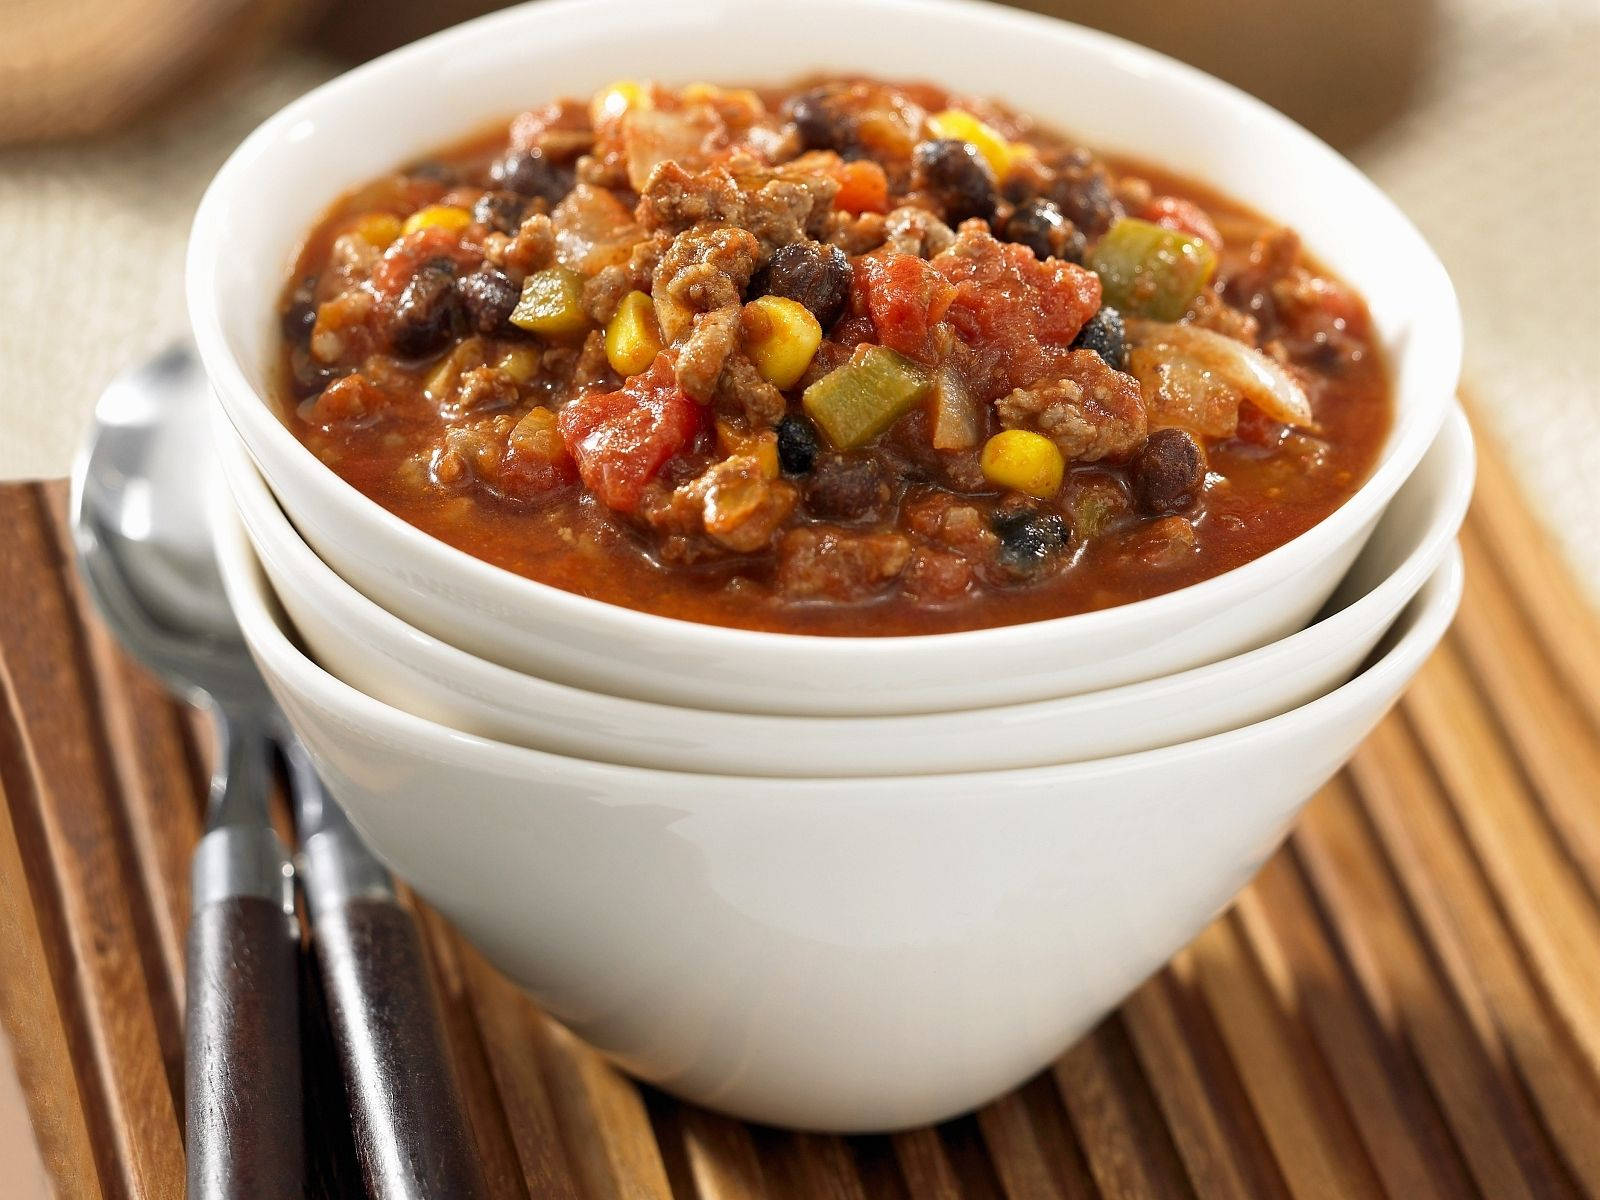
[912,139,997,224]
[489,148,573,205]
[785,88,854,153]
[388,264,462,358]
[776,414,821,475]
[1132,428,1207,515]
[472,189,529,235]
[406,160,460,184]
[288,344,343,398]
[992,509,1070,574]
[805,454,887,520]
[1071,306,1126,371]
[1001,198,1085,263]
[1048,169,1123,238]
[281,275,319,341]
[456,267,521,335]
[751,242,852,327]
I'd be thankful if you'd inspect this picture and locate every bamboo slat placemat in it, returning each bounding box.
[2,413,1599,1200]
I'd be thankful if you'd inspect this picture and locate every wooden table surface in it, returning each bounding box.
[3,417,1599,1200]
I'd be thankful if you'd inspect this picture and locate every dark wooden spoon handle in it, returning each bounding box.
[184,886,303,1199]
[311,894,489,1199]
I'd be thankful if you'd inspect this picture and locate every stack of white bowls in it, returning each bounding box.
[188,0,1470,1131]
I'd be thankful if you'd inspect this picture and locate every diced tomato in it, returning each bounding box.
[369,227,479,299]
[854,252,957,361]
[1139,196,1223,253]
[931,230,1101,397]
[832,160,890,215]
[1232,401,1288,448]
[557,354,705,512]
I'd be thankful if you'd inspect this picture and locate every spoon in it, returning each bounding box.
[72,346,303,1199]
[72,345,489,1199]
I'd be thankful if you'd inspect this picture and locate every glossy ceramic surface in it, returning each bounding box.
[215,490,1462,1129]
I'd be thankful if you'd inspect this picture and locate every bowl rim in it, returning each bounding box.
[215,459,1464,793]
[219,397,1473,736]
[188,0,1463,659]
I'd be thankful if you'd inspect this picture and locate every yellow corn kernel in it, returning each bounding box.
[927,109,1016,179]
[682,82,764,118]
[495,346,541,385]
[510,267,589,337]
[980,429,1065,499]
[742,296,822,390]
[402,204,473,237]
[590,80,649,126]
[353,212,402,248]
[715,420,781,480]
[603,290,663,376]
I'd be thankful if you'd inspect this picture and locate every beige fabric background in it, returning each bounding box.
[0,0,1595,605]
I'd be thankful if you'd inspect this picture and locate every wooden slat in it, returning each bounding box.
[889,1127,963,1200]
[1182,917,1385,1200]
[411,904,534,1200]
[1465,415,1600,735]
[1052,1021,1192,1199]
[1120,973,1276,1199]
[0,486,185,1198]
[1294,781,1557,1200]
[1404,643,1600,1083]
[0,721,103,1200]
[530,1015,675,1200]
[5,409,1600,1200]
[1348,719,1600,1194]
[1451,522,1600,902]
[1236,859,1465,1199]
[454,942,586,1200]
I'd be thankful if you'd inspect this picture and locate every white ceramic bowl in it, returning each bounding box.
[220,405,1472,775]
[216,482,1462,1129]
[188,0,1461,716]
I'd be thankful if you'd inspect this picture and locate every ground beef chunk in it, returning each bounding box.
[714,354,786,427]
[637,161,838,256]
[573,330,614,389]
[637,161,745,231]
[484,212,556,277]
[822,209,889,256]
[882,205,956,258]
[651,224,761,342]
[775,527,912,600]
[740,176,836,255]
[902,549,974,604]
[675,307,742,402]
[431,414,518,487]
[995,349,1147,462]
[450,366,520,415]
[1188,288,1261,345]
[649,455,800,552]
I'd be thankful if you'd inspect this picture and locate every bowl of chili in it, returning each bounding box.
[188,0,1461,714]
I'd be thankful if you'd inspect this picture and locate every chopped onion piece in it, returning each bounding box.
[1125,319,1315,435]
